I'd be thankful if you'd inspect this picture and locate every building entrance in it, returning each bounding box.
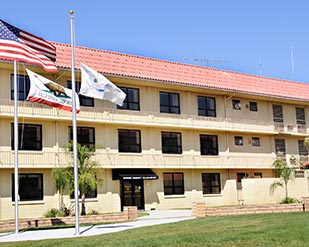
[120,179,145,210]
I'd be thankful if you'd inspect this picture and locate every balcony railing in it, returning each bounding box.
[274,123,284,132]
[0,99,307,134]
[297,124,307,133]
[0,150,276,169]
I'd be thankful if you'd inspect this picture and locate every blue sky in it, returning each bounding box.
[1,1,309,82]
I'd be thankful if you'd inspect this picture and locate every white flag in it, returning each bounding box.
[26,69,80,113]
[80,63,126,106]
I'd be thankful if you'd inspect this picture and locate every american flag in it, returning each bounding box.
[0,19,57,72]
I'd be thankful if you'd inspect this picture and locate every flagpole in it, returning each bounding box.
[13,60,19,234]
[70,10,80,236]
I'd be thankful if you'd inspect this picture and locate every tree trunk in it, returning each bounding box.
[60,196,65,210]
[284,180,288,199]
[81,193,86,215]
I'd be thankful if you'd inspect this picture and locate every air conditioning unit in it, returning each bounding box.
[234,103,241,110]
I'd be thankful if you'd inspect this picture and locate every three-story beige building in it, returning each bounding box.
[0,42,308,220]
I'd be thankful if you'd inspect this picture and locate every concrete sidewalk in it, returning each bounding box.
[0,210,194,243]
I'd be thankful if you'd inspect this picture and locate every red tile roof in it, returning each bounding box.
[53,42,309,102]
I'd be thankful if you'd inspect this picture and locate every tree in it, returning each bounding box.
[66,142,101,215]
[51,168,69,210]
[270,159,295,203]
[52,142,101,216]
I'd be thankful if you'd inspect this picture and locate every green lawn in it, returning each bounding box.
[1,212,309,247]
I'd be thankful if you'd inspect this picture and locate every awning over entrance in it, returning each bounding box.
[112,169,158,180]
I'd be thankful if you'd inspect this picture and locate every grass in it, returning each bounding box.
[137,211,150,217]
[0,212,150,234]
[1,212,309,247]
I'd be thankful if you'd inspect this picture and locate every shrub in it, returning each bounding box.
[87,209,99,215]
[44,207,73,218]
[44,208,60,218]
[60,205,74,216]
[280,197,299,204]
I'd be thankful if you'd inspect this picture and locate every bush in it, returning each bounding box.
[44,208,60,218]
[60,206,73,216]
[44,207,73,218]
[87,209,99,215]
[280,197,299,204]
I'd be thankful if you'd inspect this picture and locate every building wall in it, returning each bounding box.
[241,177,309,204]
[0,169,56,220]
[3,118,298,169]
[1,62,309,220]
[1,167,307,220]
[0,168,122,220]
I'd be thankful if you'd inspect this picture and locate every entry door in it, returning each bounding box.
[121,179,144,210]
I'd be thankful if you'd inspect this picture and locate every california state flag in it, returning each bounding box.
[26,69,80,113]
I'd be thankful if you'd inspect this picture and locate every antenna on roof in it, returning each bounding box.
[290,46,295,81]
[184,57,228,68]
[259,59,262,76]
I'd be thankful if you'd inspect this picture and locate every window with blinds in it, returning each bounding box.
[298,140,308,155]
[249,101,258,112]
[273,105,283,123]
[296,107,306,125]
[275,139,286,154]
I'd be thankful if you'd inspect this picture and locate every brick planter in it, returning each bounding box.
[192,202,304,217]
[0,206,137,232]
[192,202,206,217]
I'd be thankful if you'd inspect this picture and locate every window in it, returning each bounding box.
[253,172,262,178]
[200,135,218,155]
[71,187,97,199]
[117,87,140,110]
[68,81,94,107]
[295,170,305,178]
[10,74,30,101]
[298,140,308,155]
[85,188,97,198]
[198,96,216,117]
[163,173,184,195]
[249,102,258,112]
[69,126,95,147]
[234,136,243,146]
[162,132,182,154]
[273,105,283,123]
[202,173,221,194]
[11,123,42,151]
[160,92,180,114]
[275,139,286,155]
[12,174,43,201]
[252,137,260,147]
[118,129,141,153]
[296,107,306,125]
[232,100,241,110]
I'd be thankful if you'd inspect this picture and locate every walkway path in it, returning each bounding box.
[0,210,194,243]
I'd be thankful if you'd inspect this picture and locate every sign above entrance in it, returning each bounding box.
[112,169,158,180]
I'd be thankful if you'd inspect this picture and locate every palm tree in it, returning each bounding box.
[51,142,101,216]
[65,142,101,215]
[51,168,69,210]
[270,159,295,203]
